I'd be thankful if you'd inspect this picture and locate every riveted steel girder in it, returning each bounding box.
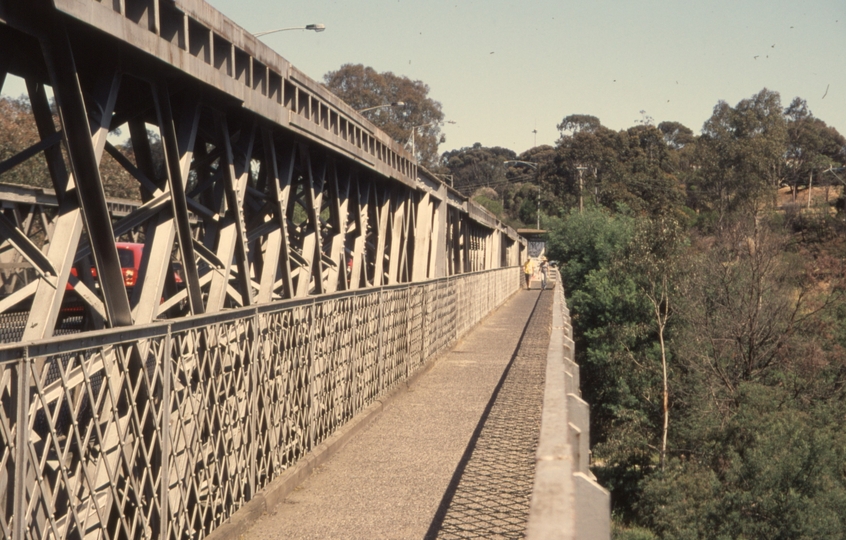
[0,0,523,345]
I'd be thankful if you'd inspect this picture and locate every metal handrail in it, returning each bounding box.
[0,266,520,540]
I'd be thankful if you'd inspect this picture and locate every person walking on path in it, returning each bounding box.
[523,258,534,290]
[540,258,549,290]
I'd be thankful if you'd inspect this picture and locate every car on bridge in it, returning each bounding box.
[66,242,144,295]
[61,242,184,322]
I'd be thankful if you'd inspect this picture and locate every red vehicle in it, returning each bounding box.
[67,242,144,292]
[58,243,185,325]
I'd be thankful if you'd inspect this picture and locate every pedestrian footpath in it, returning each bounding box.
[246,289,554,540]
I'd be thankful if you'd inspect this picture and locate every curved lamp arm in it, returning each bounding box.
[357,102,406,113]
[255,24,325,37]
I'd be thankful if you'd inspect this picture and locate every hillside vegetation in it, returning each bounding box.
[443,89,846,539]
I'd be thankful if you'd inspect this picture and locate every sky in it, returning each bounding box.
[3,0,844,156]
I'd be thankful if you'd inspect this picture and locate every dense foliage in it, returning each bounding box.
[323,63,445,167]
[540,90,846,539]
[0,95,154,200]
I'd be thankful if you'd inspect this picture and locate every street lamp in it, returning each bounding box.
[409,120,456,157]
[504,160,541,229]
[254,24,326,37]
[357,102,405,113]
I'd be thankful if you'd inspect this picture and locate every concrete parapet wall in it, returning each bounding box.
[567,394,591,475]
[574,473,612,539]
[526,272,610,540]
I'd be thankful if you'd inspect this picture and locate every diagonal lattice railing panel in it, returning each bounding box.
[0,268,519,540]
[0,364,16,539]
[406,286,426,374]
[380,288,412,391]
[350,292,382,413]
[10,339,169,540]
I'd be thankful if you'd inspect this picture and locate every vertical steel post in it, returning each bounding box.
[13,350,30,540]
[160,327,172,540]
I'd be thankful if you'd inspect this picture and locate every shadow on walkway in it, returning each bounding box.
[426,290,553,539]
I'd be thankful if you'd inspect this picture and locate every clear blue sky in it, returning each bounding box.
[4,0,844,156]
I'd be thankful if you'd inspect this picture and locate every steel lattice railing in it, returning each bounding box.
[0,267,519,540]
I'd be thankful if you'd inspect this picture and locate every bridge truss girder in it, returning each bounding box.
[0,1,522,344]
[0,1,527,539]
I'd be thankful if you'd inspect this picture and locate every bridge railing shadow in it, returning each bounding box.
[0,267,519,540]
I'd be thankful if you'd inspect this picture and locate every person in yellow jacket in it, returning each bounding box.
[523,258,534,290]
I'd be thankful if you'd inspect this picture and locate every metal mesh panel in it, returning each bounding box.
[380,288,411,390]
[406,286,425,372]
[10,339,168,540]
[0,267,520,540]
[350,292,383,412]
[0,363,17,538]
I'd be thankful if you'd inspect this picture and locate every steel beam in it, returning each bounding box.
[349,178,370,290]
[43,26,132,327]
[0,0,524,344]
[256,130,294,303]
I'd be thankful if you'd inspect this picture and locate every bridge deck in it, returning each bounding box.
[244,288,553,539]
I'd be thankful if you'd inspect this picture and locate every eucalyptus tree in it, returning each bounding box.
[783,98,846,204]
[323,63,445,167]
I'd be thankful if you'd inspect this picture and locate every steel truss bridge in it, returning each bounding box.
[0,0,531,538]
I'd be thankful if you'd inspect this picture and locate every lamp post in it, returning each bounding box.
[357,102,405,113]
[503,160,541,229]
[409,120,456,157]
[254,24,326,37]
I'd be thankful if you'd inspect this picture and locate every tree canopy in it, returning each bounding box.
[0,95,140,199]
[322,63,445,167]
[539,90,846,539]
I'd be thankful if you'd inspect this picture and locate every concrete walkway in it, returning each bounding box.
[246,289,554,540]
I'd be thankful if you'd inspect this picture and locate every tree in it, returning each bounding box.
[783,98,846,204]
[441,144,561,227]
[549,119,684,217]
[0,96,53,189]
[676,218,839,415]
[323,64,445,167]
[557,114,602,136]
[0,96,139,199]
[441,143,516,193]
[622,217,687,471]
[692,89,787,224]
[657,121,695,151]
[640,385,846,540]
